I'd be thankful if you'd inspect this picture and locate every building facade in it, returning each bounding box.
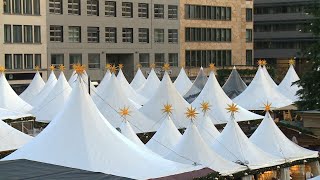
[1,0,253,89]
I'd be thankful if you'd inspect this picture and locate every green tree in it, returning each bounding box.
[296,1,320,110]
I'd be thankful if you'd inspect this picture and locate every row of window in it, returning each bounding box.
[246,29,253,42]
[185,50,232,67]
[3,0,40,15]
[185,28,232,42]
[254,5,308,15]
[4,25,41,43]
[48,0,178,20]
[139,53,179,68]
[4,54,41,69]
[254,23,310,33]
[185,5,232,21]
[50,26,179,44]
[254,41,312,49]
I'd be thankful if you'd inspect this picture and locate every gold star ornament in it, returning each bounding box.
[163,63,170,71]
[226,103,239,115]
[35,66,40,71]
[289,59,295,66]
[137,64,142,68]
[185,106,199,121]
[162,103,173,115]
[49,65,55,71]
[150,63,156,69]
[257,59,263,66]
[118,64,124,69]
[119,106,131,118]
[110,65,118,74]
[209,63,215,71]
[59,64,65,71]
[262,59,267,66]
[75,64,86,74]
[200,101,211,114]
[105,64,111,70]
[0,66,6,73]
[263,102,273,112]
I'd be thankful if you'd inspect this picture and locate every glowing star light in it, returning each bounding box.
[35,66,40,71]
[185,106,199,121]
[59,65,65,71]
[163,63,170,71]
[137,64,142,68]
[118,64,124,69]
[75,65,85,74]
[200,101,211,114]
[110,65,118,74]
[263,102,273,112]
[119,106,131,118]
[257,59,263,66]
[289,59,295,66]
[226,103,239,116]
[49,65,55,71]
[162,103,173,115]
[0,66,6,73]
[262,59,267,66]
[209,63,215,70]
[105,64,111,70]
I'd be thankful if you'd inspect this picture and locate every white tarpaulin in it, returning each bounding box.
[278,65,301,102]
[174,68,193,96]
[20,71,45,104]
[137,68,161,100]
[130,68,146,90]
[0,108,31,120]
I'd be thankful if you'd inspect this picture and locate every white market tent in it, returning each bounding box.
[3,77,202,180]
[136,68,161,100]
[262,65,278,88]
[192,71,263,123]
[68,70,77,85]
[0,119,32,152]
[165,122,247,175]
[196,114,221,147]
[222,66,247,99]
[130,68,146,90]
[146,115,182,157]
[0,73,32,113]
[278,64,301,102]
[233,66,293,110]
[183,67,208,103]
[32,72,72,123]
[174,67,193,96]
[139,72,191,130]
[0,108,31,120]
[97,70,111,92]
[211,115,285,170]
[119,120,145,148]
[250,112,318,162]
[20,71,45,104]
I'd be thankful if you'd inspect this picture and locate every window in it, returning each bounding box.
[226,29,231,42]
[33,0,40,15]
[246,50,253,65]
[168,5,178,19]
[87,27,99,43]
[185,50,232,67]
[105,1,116,17]
[14,54,23,69]
[138,28,149,43]
[246,29,253,42]
[13,0,22,14]
[138,3,149,18]
[87,0,99,16]
[51,54,64,66]
[185,5,231,21]
[185,27,231,42]
[168,29,178,43]
[169,53,178,67]
[35,54,41,67]
[4,25,11,43]
[88,54,100,69]
[5,54,13,69]
[154,4,164,18]
[154,29,164,43]
[13,25,23,43]
[105,27,117,43]
[226,7,231,20]
[34,26,41,43]
[68,0,81,15]
[24,54,33,69]
[49,0,62,14]
[4,0,11,13]
[155,53,165,67]
[122,2,133,18]
[69,54,82,69]
[24,25,33,43]
[23,0,32,14]
[50,25,63,42]
[246,8,253,22]
[139,54,149,67]
[68,26,81,42]
[122,28,133,43]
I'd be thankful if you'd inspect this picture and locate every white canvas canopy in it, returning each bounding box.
[233,67,293,110]
[196,114,220,147]
[130,68,146,90]
[278,65,301,102]
[30,71,57,107]
[222,66,247,99]
[183,67,208,103]
[20,71,45,104]
[139,72,191,130]
[174,67,193,96]
[0,119,32,152]
[0,108,31,120]
[119,120,145,148]
[96,70,111,93]
[3,77,202,179]
[211,115,285,170]
[250,112,318,161]
[92,74,157,133]
[0,73,32,113]
[192,71,263,123]
[146,115,182,157]
[117,69,147,105]
[165,122,247,175]
[32,72,72,123]
[263,66,278,88]
[136,68,161,100]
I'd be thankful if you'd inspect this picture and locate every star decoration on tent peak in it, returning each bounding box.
[35,66,40,71]
[289,59,296,66]
[49,65,55,71]
[263,102,274,112]
[163,63,170,71]
[59,64,65,71]
[257,59,263,66]
[119,106,131,118]
[200,101,211,114]
[185,106,199,121]
[110,65,118,74]
[226,103,239,117]
[0,66,6,73]
[118,64,124,69]
[105,64,111,70]
[162,103,173,115]
[150,64,156,69]
[137,64,142,68]
[75,64,86,75]
[262,59,267,66]
[209,63,215,71]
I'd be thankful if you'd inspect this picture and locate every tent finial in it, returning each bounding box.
[75,64,86,75]
[226,103,239,117]
[289,58,296,66]
[59,64,65,71]
[162,103,173,116]
[163,63,170,71]
[0,65,6,73]
[208,63,215,71]
[105,63,111,70]
[110,65,118,74]
[49,65,55,71]
[257,59,263,66]
[185,106,198,122]
[118,64,124,69]
[200,101,211,115]
[35,65,40,71]
[119,106,131,121]
[263,102,273,112]
[262,59,267,66]
[137,63,142,68]
[150,63,156,69]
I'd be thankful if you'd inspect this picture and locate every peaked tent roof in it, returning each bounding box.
[92,74,157,132]
[174,67,193,96]
[0,108,31,120]
[183,67,208,103]
[130,68,146,90]
[196,114,221,147]
[222,66,247,99]
[20,71,45,104]
[117,69,147,105]
[119,120,145,148]
[3,77,202,179]
[146,115,182,157]
[165,123,247,175]
[233,67,293,110]
[68,70,77,85]
[192,71,263,123]
[96,70,111,93]
[32,72,72,123]
[30,71,57,107]
[0,73,32,113]
[262,66,278,88]
[136,68,161,100]
[250,112,318,161]
[139,72,192,130]
[211,115,285,170]
[278,65,301,102]
[0,119,32,152]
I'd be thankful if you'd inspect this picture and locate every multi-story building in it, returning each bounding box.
[254,0,318,80]
[0,0,253,90]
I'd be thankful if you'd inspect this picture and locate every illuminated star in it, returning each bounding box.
[289,59,295,66]
[163,63,170,71]
[263,102,273,112]
[137,64,142,68]
[105,64,111,70]
[226,103,239,116]
[185,106,199,121]
[262,59,267,66]
[35,66,40,71]
[119,106,131,118]
[49,65,55,71]
[200,101,211,114]
[110,65,118,74]
[162,103,173,115]
[118,64,124,69]
[75,65,85,74]
[209,63,215,70]
[257,59,263,66]
[0,66,6,73]
[59,64,65,71]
